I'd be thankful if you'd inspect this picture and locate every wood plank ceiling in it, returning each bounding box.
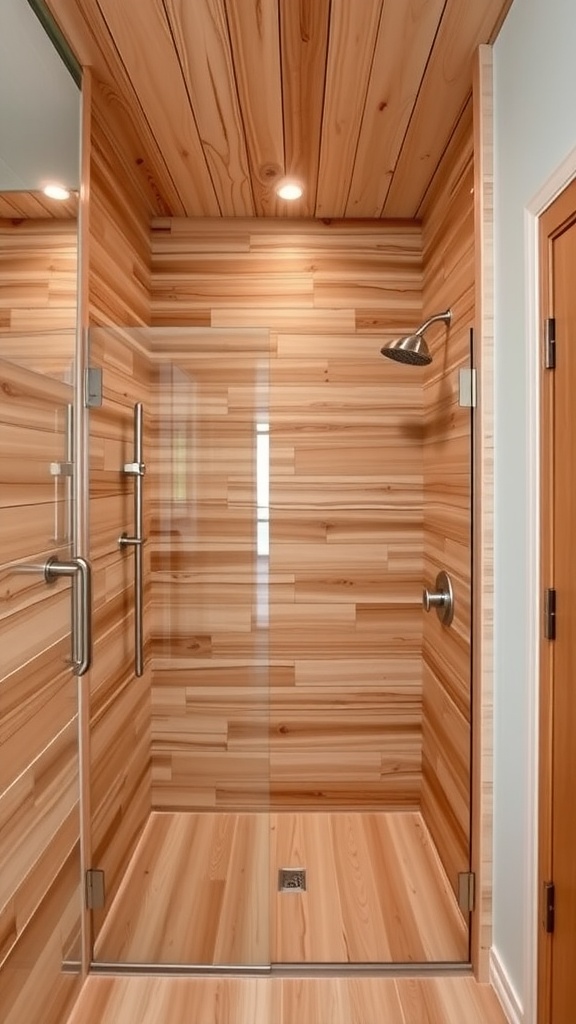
[46,0,512,220]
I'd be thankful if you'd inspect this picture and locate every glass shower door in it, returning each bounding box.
[90,326,271,968]
[0,332,84,1017]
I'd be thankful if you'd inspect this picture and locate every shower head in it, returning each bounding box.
[380,309,452,366]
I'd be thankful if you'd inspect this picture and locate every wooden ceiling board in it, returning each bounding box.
[0,192,77,219]
[314,0,384,218]
[223,0,286,217]
[383,0,513,217]
[345,0,448,219]
[278,0,331,219]
[93,0,221,215]
[44,0,513,220]
[163,0,255,216]
[44,0,184,216]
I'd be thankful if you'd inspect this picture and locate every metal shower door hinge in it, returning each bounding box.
[85,366,103,408]
[50,460,73,478]
[458,368,477,408]
[458,871,475,914]
[85,868,106,910]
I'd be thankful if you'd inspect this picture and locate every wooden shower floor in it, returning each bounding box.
[94,812,468,965]
[67,976,507,1024]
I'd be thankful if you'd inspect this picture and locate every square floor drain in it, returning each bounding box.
[278,868,307,892]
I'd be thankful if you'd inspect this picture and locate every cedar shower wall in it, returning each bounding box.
[86,78,153,936]
[0,360,82,1023]
[0,216,77,371]
[0,212,81,1018]
[149,219,424,809]
[420,102,474,893]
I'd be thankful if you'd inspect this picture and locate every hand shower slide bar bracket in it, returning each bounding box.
[5,554,92,675]
[119,403,146,677]
[122,460,146,477]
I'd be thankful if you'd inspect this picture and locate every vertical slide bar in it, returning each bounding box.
[133,403,144,677]
[119,403,146,677]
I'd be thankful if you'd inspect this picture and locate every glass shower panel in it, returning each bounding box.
[91,327,271,968]
[0,333,83,1016]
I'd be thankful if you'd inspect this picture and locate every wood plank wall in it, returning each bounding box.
[0,216,77,375]
[0,202,81,1018]
[149,219,425,809]
[85,78,153,941]
[0,359,82,1023]
[420,102,474,895]
[0,214,78,333]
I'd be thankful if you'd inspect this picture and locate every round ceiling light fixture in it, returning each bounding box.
[275,178,304,201]
[43,184,71,201]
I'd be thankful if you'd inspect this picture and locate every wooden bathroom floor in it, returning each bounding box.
[67,975,507,1024]
[94,811,467,965]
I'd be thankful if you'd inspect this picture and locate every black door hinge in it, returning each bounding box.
[543,881,555,934]
[544,588,556,640]
[545,317,556,369]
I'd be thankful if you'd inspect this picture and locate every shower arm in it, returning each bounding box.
[414,310,452,336]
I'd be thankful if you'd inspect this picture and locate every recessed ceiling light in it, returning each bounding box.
[275,179,304,201]
[43,184,71,201]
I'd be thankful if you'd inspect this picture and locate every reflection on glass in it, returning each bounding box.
[256,421,270,557]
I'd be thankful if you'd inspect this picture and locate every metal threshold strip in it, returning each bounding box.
[89,961,473,978]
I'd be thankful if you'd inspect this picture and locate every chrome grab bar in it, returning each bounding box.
[5,555,92,675]
[119,402,146,677]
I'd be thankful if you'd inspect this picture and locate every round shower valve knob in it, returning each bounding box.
[422,570,454,626]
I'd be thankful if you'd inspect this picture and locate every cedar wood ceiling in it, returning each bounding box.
[45,0,512,220]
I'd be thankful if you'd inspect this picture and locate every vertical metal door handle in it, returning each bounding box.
[4,555,92,675]
[119,402,146,677]
[45,555,92,674]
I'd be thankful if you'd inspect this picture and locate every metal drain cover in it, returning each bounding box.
[278,868,306,892]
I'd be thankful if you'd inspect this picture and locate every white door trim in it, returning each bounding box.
[524,143,576,1024]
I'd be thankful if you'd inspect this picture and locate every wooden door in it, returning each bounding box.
[539,175,576,1024]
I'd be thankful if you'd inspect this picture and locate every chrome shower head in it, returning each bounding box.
[380,309,452,366]
[380,333,432,366]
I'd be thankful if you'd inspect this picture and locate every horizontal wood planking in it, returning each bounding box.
[0,217,77,374]
[0,357,82,1012]
[420,103,474,894]
[0,848,82,1024]
[149,219,424,809]
[86,79,153,946]
[66,974,508,1024]
[94,811,466,965]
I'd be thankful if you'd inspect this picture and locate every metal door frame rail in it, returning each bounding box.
[89,960,472,977]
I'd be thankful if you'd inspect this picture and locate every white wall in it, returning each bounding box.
[493,0,576,1015]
